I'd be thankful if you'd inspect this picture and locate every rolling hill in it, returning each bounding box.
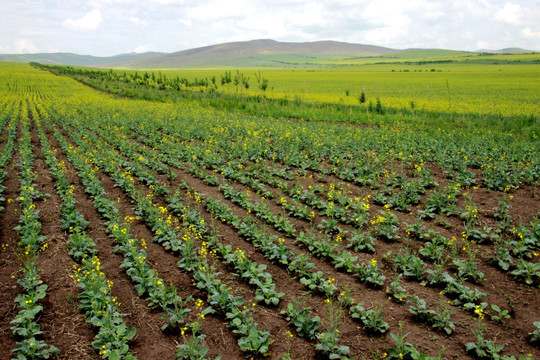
[0,39,534,68]
[476,47,532,54]
[127,39,399,68]
[0,52,164,67]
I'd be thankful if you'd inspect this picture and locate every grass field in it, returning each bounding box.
[53,49,540,121]
[0,61,539,360]
[36,51,540,139]
[151,61,540,118]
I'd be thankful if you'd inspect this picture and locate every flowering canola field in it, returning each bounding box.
[149,62,540,118]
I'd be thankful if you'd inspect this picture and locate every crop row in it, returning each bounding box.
[1,64,538,359]
[42,108,268,357]
[61,101,539,358]
[43,106,536,358]
[10,104,60,359]
[48,111,449,359]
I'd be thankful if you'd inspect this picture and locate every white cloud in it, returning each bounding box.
[476,0,489,7]
[476,41,490,49]
[178,18,192,27]
[185,0,254,20]
[133,44,153,53]
[150,0,190,4]
[130,16,148,26]
[62,9,102,31]
[14,39,38,53]
[495,2,521,25]
[521,27,540,39]
[2,0,539,56]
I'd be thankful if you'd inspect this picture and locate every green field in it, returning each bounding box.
[0,61,539,360]
[55,49,539,121]
[146,60,539,118]
[37,51,540,139]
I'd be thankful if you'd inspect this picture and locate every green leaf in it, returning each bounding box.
[465,341,477,352]
[125,326,137,341]
[108,350,120,360]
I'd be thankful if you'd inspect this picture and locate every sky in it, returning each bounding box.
[1,0,539,56]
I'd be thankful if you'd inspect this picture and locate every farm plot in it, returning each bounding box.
[0,62,539,360]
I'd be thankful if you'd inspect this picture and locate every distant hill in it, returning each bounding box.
[0,52,164,67]
[476,47,533,54]
[129,39,400,68]
[0,40,399,68]
[0,40,534,68]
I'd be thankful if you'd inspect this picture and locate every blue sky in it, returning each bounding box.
[1,0,539,56]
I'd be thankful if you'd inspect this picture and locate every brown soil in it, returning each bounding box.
[0,123,24,359]
[65,117,540,359]
[0,103,538,360]
[29,120,97,359]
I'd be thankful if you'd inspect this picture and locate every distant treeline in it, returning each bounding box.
[31,62,538,138]
[374,59,455,65]
[31,63,269,93]
[373,58,540,66]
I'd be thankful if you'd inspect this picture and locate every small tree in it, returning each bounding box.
[242,76,250,90]
[359,89,366,104]
[375,97,384,114]
[233,71,241,92]
[255,71,269,94]
[259,78,268,93]
[220,70,232,86]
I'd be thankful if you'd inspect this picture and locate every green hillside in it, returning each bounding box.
[1,40,535,68]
